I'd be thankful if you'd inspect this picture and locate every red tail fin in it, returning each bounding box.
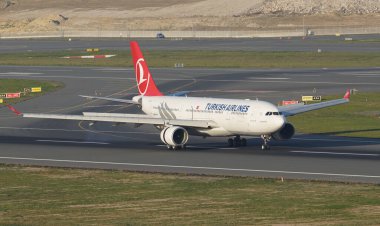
[130,41,163,96]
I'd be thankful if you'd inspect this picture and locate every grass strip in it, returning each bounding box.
[0,165,379,225]
[288,92,380,138]
[1,50,380,68]
[0,79,63,105]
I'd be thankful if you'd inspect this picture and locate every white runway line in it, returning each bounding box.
[291,151,379,157]
[0,72,43,75]
[193,89,278,93]
[93,68,133,71]
[0,75,129,80]
[282,74,321,77]
[1,74,379,85]
[250,77,290,80]
[338,72,380,76]
[293,137,380,144]
[35,140,109,145]
[0,126,87,133]
[356,75,380,78]
[0,156,379,179]
[40,69,73,72]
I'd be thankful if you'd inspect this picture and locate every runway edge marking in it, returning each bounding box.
[0,156,380,179]
[35,140,110,145]
[291,151,380,157]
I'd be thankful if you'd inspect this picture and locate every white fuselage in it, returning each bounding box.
[140,96,285,137]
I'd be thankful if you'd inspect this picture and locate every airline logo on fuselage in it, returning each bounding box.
[136,58,150,95]
[205,103,250,113]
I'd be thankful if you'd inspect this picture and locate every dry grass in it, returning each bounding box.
[289,92,380,138]
[0,79,63,104]
[1,50,380,69]
[0,165,380,225]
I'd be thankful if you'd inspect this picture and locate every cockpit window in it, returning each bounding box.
[266,111,281,116]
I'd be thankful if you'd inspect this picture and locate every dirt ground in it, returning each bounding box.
[0,0,379,33]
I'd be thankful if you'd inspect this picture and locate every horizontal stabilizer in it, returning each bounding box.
[80,95,136,104]
[168,91,191,97]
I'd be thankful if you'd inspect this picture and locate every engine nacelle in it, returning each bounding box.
[272,123,295,140]
[160,126,189,146]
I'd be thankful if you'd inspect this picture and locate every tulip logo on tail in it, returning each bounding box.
[136,58,150,95]
[130,41,163,96]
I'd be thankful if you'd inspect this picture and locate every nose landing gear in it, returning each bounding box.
[227,135,247,147]
[261,135,271,150]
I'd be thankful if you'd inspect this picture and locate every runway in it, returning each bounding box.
[0,65,379,183]
[1,34,380,53]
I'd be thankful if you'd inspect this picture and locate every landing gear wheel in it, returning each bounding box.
[227,136,246,147]
[233,136,241,147]
[260,135,271,151]
[227,138,234,147]
[167,145,181,150]
[241,138,247,147]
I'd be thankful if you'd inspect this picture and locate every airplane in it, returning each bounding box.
[7,41,351,150]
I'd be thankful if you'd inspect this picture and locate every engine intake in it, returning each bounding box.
[272,123,295,140]
[160,126,189,146]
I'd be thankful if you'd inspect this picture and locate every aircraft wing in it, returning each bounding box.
[79,95,136,104]
[22,112,216,129]
[279,90,350,117]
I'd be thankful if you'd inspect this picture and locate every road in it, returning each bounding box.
[0,65,379,183]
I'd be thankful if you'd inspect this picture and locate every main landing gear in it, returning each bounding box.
[167,144,187,151]
[228,135,271,150]
[228,136,247,147]
[261,135,271,150]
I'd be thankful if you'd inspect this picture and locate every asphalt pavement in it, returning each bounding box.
[0,65,379,183]
[1,34,380,53]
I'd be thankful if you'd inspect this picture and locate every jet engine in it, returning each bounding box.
[160,126,189,147]
[272,123,295,140]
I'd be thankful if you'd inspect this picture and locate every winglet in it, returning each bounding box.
[6,104,22,116]
[343,89,351,100]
